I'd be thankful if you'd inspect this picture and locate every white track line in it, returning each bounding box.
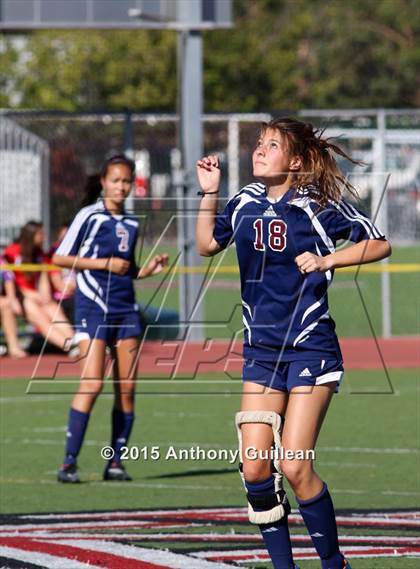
[18,507,246,520]
[0,519,189,532]
[51,539,237,569]
[16,507,419,522]
[194,545,420,562]
[0,396,68,403]
[318,445,419,454]
[5,533,418,544]
[0,546,95,569]
[3,477,417,496]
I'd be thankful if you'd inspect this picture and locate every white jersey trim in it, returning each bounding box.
[289,198,335,253]
[328,199,384,240]
[228,182,265,204]
[293,311,330,347]
[232,193,263,230]
[78,214,109,258]
[241,299,253,346]
[55,202,104,256]
[76,272,108,313]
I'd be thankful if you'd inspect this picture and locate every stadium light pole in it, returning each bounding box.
[176,0,205,342]
[132,1,206,341]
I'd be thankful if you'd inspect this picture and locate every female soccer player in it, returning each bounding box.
[54,154,168,483]
[196,118,391,569]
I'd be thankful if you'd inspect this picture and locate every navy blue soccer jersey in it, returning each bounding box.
[56,200,139,317]
[213,183,385,362]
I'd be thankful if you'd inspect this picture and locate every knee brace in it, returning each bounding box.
[235,410,290,524]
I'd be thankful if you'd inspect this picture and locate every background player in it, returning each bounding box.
[53,154,168,483]
[196,117,391,569]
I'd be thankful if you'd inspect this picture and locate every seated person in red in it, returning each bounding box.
[0,255,27,358]
[4,220,76,354]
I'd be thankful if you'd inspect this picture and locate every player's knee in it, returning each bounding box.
[280,458,311,489]
[242,458,271,483]
[79,379,104,398]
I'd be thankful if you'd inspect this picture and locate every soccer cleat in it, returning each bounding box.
[103,461,132,481]
[57,463,80,483]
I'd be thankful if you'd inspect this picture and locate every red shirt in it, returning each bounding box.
[3,242,48,292]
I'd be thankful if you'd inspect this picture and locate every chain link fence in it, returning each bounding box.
[1,109,418,245]
[1,110,418,338]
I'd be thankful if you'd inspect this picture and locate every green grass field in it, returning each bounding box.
[0,369,419,567]
[1,369,419,515]
[0,245,418,567]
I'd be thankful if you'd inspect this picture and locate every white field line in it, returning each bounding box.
[0,479,243,491]
[318,446,419,454]
[0,519,196,532]
[5,515,419,533]
[2,476,419,496]
[194,545,420,562]
[15,507,419,522]
[0,396,68,403]
[19,507,247,521]
[2,533,419,545]
[49,539,237,569]
[0,546,95,569]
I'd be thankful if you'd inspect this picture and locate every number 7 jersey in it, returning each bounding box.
[56,200,139,317]
[213,183,385,363]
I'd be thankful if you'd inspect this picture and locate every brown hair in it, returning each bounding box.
[18,221,43,264]
[100,154,135,181]
[260,117,361,206]
[81,155,136,207]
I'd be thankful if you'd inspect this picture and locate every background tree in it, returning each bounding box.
[0,0,418,112]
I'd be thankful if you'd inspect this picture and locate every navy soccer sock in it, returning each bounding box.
[245,476,294,569]
[64,407,90,465]
[297,482,344,569]
[110,407,135,464]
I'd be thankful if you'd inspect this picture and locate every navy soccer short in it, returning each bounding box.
[243,357,344,392]
[74,312,142,345]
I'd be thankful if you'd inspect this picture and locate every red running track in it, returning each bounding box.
[0,337,418,379]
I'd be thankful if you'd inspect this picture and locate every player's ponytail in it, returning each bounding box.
[261,117,361,206]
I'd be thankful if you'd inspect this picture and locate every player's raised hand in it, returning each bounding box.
[138,254,169,278]
[196,155,221,193]
[295,251,333,274]
[107,257,130,275]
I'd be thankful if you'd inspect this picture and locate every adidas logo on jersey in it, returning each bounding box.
[263,205,277,216]
[310,532,324,537]
[299,367,312,377]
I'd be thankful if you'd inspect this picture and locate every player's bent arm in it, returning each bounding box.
[137,254,169,279]
[52,254,108,271]
[295,239,391,274]
[52,254,129,275]
[326,238,392,270]
[196,194,223,257]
